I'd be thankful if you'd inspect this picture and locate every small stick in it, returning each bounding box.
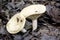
[21,28,27,33]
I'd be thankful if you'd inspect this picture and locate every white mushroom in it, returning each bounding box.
[20,4,46,30]
[6,4,46,34]
[6,13,26,34]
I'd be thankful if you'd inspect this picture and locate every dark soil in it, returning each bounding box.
[0,0,60,40]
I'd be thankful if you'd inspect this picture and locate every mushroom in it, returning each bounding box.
[6,13,26,34]
[6,4,46,34]
[20,4,46,30]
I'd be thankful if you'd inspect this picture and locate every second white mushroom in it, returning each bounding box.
[20,4,46,31]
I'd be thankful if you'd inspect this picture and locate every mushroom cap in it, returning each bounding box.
[20,4,46,18]
[6,13,26,34]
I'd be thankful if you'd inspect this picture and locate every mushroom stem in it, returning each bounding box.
[21,28,27,33]
[32,19,37,31]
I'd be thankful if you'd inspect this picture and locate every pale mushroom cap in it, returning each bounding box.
[20,4,46,18]
[6,13,26,34]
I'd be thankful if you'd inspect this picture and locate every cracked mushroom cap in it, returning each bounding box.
[6,13,26,34]
[20,4,46,19]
